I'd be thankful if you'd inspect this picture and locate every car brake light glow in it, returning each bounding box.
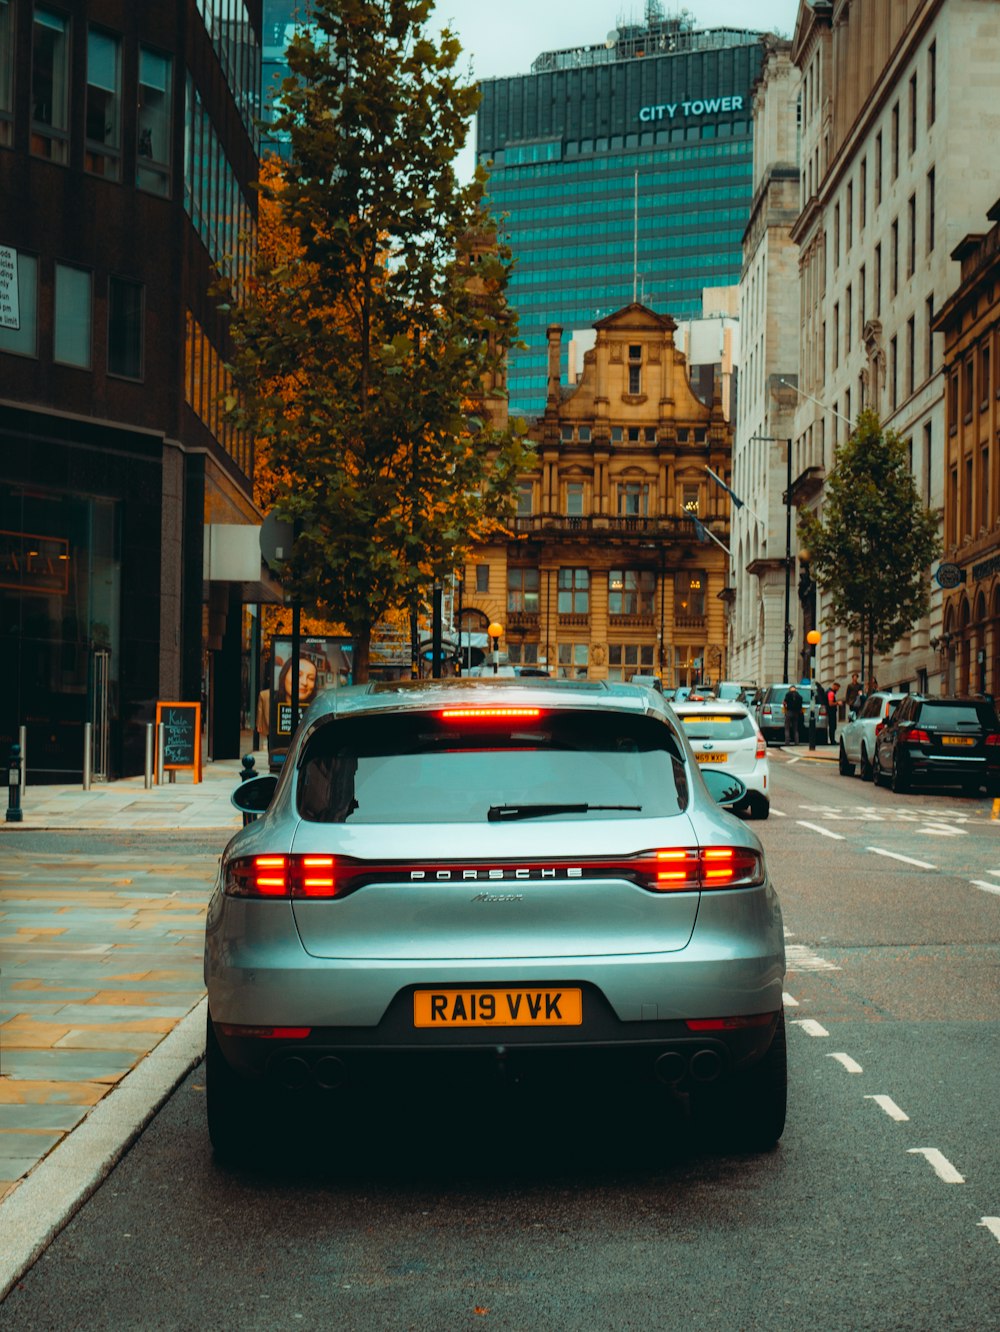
[986,734,1000,747]
[439,707,542,719]
[685,1012,775,1031]
[225,854,342,899]
[755,733,767,759]
[217,1023,312,1039]
[907,728,931,744]
[874,720,885,737]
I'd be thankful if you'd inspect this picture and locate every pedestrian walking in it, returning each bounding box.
[844,672,862,715]
[827,681,840,744]
[783,683,803,744]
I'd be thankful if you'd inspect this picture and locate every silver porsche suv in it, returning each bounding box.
[206,679,786,1160]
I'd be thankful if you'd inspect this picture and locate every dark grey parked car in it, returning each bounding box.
[209,678,787,1162]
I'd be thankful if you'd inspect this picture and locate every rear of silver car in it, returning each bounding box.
[205,682,786,1158]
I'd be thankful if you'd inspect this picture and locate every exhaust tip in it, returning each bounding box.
[314,1055,348,1091]
[275,1054,312,1090]
[654,1051,687,1085]
[689,1048,723,1083]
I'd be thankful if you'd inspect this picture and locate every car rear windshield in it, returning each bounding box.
[676,712,756,741]
[918,702,999,729]
[296,708,688,823]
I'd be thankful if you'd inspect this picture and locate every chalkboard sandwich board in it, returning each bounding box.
[155,701,202,783]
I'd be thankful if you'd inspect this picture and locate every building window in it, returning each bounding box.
[926,294,935,377]
[565,480,584,516]
[610,426,623,442]
[891,101,899,180]
[556,643,588,679]
[31,6,70,163]
[578,426,591,443]
[859,158,866,230]
[908,73,917,155]
[506,642,538,667]
[981,445,990,530]
[0,0,14,147]
[981,343,990,408]
[926,167,935,253]
[137,46,173,196]
[627,343,641,395]
[833,203,840,266]
[557,567,589,614]
[964,359,974,420]
[560,425,573,442]
[890,219,899,297]
[832,303,839,368]
[907,194,916,276]
[0,251,38,357]
[681,483,699,515]
[475,564,489,593]
[949,371,959,432]
[859,264,866,331]
[874,243,882,317]
[845,286,852,356]
[516,481,533,515]
[676,570,705,618]
[617,481,649,516]
[507,566,539,613]
[965,456,973,538]
[846,182,853,251]
[889,335,897,410]
[928,41,937,126]
[923,421,933,505]
[85,26,121,178]
[54,264,92,368]
[107,275,143,378]
[607,643,655,681]
[608,569,655,616]
[906,315,915,397]
[875,131,883,206]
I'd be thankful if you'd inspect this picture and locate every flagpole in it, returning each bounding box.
[703,464,765,526]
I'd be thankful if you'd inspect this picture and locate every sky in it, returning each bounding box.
[427,0,803,178]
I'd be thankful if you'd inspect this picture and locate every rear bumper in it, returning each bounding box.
[901,750,1000,783]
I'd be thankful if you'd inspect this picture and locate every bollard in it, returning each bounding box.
[82,721,92,790]
[144,723,155,789]
[239,754,257,826]
[6,743,23,823]
[807,703,817,752]
[156,722,165,786]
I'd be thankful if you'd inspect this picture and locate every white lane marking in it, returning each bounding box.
[970,879,1000,896]
[986,869,1000,876]
[797,820,846,840]
[918,824,967,837]
[866,847,937,869]
[792,1018,829,1037]
[828,1052,863,1073]
[979,1218,1000,1244]
[786,944,842,972]
[865,1094,910,1122]
[786,756,801,765]
[908,1148,965,1183]
[782,992,799,1007]
[771,808,788,816]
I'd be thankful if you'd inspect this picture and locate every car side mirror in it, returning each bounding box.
[231,774,278,814]
[700,768,749,809]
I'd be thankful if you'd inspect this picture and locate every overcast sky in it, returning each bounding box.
[428,0,802,178]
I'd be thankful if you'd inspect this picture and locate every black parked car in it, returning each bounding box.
[872,694,1000,794]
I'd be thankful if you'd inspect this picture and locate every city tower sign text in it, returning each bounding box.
[638,95,745,122]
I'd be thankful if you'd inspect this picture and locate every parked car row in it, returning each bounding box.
[752,683,828,744]
[837,691,1000,795]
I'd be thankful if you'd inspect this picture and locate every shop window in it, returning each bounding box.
[0,252,38,357]
[607,643,655,681]
[31,5,70,163]
[137,46,173,196]
[54,264,92,369]
[557,643,588,679]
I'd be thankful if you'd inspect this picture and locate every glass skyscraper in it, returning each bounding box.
[477,15,767,420]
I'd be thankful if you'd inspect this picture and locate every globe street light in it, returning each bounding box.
[806,628,822,750]
[488,622,504,675]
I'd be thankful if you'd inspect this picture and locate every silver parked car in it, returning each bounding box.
[208,679,786,1161]
[837,691,906,780]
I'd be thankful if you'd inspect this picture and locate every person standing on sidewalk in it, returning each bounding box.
[845,672,862,715]
[827,682,841,744]
[783,684,803,744]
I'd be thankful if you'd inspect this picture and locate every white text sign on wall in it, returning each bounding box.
[638,95,744,123]
[0,246,20,331]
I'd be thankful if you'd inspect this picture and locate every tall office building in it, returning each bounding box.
[477,10,769,420]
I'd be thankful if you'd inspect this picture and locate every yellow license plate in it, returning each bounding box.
[695,752,728,763]
[413,988,583,1028]
[941,735,975,746]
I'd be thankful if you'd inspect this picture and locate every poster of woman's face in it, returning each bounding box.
[271,638,352,699]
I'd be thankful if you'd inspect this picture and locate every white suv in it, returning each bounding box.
[672,701,770,819]
[838,691,906,780]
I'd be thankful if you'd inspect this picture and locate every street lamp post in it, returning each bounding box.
[488,621,503,675]
[806,628,822,750]
[749,435,794,682]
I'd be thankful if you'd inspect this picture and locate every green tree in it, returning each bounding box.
[222,0,527,679]
[798,408,941,674]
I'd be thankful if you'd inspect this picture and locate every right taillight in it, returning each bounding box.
[986,734,1000,747]
[875,720,886,738]
[639,846,765,892]
[907,728,931,745]
[755,733,767,758]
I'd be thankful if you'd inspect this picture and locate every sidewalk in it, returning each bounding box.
[0,749,258,1282]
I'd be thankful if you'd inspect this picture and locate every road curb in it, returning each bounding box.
[0,997,207,1303]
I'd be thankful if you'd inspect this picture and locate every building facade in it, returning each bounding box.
[461,304,733,688]
[788,0,1000,693]
[0,0,264,780]
[476,13,769,419]
[729,38,801,688]
[934,198,1000,695]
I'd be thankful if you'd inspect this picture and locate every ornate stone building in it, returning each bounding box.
[933,198,1000,694]
[460,304,733,688]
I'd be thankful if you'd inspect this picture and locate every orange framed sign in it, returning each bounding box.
[155,701,202,783]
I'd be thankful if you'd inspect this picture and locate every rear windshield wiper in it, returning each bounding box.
[487,802,642,822]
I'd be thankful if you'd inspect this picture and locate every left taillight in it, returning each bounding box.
[224,854,340,899]
[755,732,767,759]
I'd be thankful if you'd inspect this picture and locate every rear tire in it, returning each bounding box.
[859,745,873,781]
[747,793,770,820]
[872,750,885,787]
[838,742,855,777]
[694,1010,787,1153]
[891,755,909,794]
[206,1014,272,1166]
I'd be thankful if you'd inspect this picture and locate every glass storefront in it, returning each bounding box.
[0,485,121,781]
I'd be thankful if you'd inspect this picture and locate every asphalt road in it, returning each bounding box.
[2,756,1000,1331]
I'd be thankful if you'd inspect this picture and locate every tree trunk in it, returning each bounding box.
[352,625,372,683]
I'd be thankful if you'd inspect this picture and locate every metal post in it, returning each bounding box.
[431,583,443,680]
[290,600,302,735]
[239,753,257,826]
[807,658,817,751]
[82,721,92,790]
[18,725,26,794]
[6,743,23,822]
[783,439,792,682]
[156,722,165,786]
[144,723,155,789]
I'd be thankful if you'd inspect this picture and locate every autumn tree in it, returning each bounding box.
[222,0,527,680]
[798,409,941,673]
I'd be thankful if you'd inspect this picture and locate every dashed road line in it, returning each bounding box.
[908,1148,965,1184]
[792,1018,829,1037]
[979,1218,1000,1245]
[797,820,846,840]
[785,944,841,972]
[970,879,1000,896]
[828,1052,863,1073]
[866,847,937,869]
[782,991,799,1007]
[865,1094,910,1122]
